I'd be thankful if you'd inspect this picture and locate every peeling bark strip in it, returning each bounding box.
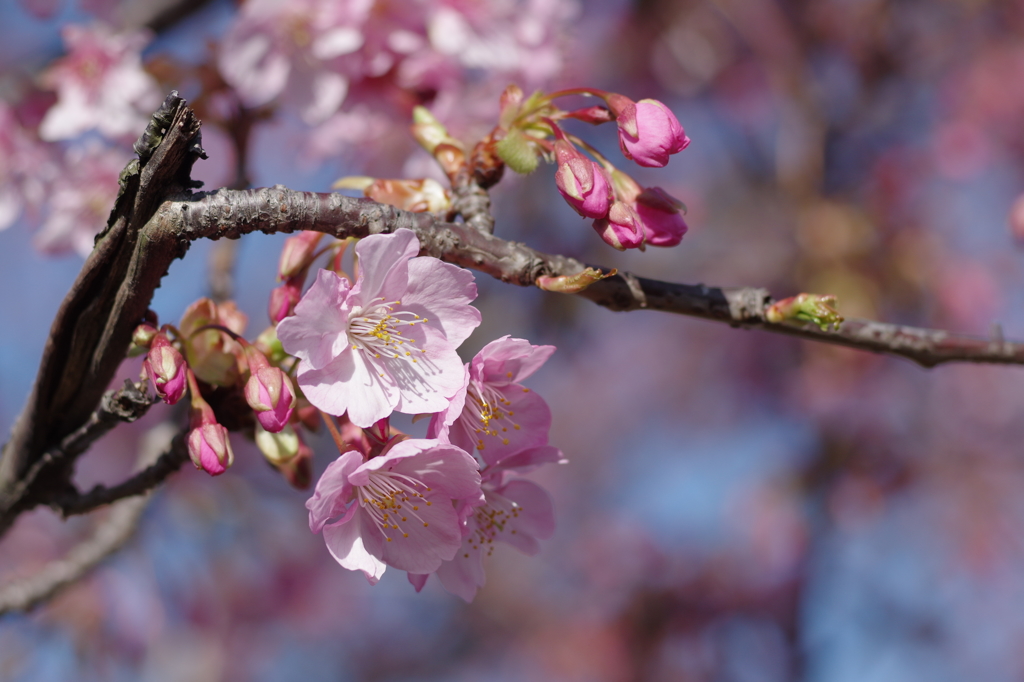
[0,93,206,522]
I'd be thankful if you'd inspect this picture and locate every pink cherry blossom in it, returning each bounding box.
[38,24,162,142]
[409,444,563,602]
[306,438,482,583]
[218,0,379,125]
[0,103,56,232]
[277,228,481,428]
[617,99,690,168]
[34,141,127,257]
[429,336,555,467]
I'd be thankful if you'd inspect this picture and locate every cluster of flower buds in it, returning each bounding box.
[130,296,308,484]
[484,85,690,250]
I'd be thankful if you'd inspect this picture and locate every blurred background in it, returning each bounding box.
[4,0,1024,680]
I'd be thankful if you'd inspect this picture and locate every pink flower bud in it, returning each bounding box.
[144,337,187,405]
[278,231,323,280]
[244,366,296,433]
[593,201,644,250]
[187,423,234,476]
[635,187,688,247]
[616,99,690,168]
[553,140,612,219]
[268,277,303,324]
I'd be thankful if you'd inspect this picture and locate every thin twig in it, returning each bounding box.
[0,425,176,616]
[52,432,189,518]
[0,381,156,537]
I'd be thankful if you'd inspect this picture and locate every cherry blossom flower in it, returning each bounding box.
[306,438,482,583]
[429,336,555,466]
[38,23,162,142]
[409,444,563,601]
[34,141,127,257]
[277,228,480,427]
[218,0,376,125]
[0,103,55,232]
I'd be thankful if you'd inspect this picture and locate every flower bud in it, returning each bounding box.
[245,366,296,433]
[553,139,612,219]
[765,293,844,331]
[143,335,187,405]
[188,423,234,476]
[593,201,645,250]
[616,98,690,168]
[180,298,247,387]
[278,231,323,280]
[269,277,303,324]
[128,323,158,357]
[635,187,688,247]
[255,422,300,465]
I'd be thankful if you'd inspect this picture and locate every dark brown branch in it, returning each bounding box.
[0,381,156,537]
[52,433,189,518]
[162,187,1024,369]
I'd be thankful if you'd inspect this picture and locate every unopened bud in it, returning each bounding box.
[188,423,234,476]
[128,323,158,357]
[245,366,296,433]
[553,139,611,219]
[255,422,300,465]
[593,201,645,250]
[144,335,187,405]
[278,231,324,280]
[765,293,843,331]
[362,178,452,213]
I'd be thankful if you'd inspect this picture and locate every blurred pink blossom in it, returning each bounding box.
[0,104,56,232]
[430,335,556,466]
[277,228,480,427]
[306,438,482,583]
[34,141,127,257]
[38,24,162,142]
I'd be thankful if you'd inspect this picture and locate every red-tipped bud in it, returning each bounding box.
[593,201,645,250]
[188,423,234,476]
[186,368,234,476]
[635,187,688,247]
[245,366,296,433]
[128,323,159,357]
[268,277,303,324]
[553,139,612,219]
[278,231,323,280]
[616,98,689,168]
[565,105,615,125]
[144,335,187,405]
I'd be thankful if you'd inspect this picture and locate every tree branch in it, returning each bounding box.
[162,186,1024,369]
[51,432,189,518]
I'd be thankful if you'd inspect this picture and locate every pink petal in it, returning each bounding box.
[306,450,363,533]
[324,516,387,584]
[277,269,352,370]
[386,440,481,500]
[449,384,552,467]
[436,537,486,602]
[352,229,419,303]
[473,336,556,384]
[496,479,555,551]
[402,257,481,347]
[489,445,565,476]
[407,573,430,592]
[298,349,398,425]
[390,328,469,416]
[372,493,464,574]
[426,364,470,440]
